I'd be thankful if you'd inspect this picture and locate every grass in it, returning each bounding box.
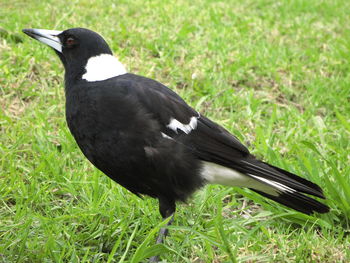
[1,0,350,261]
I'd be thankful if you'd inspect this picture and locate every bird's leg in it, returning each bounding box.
[149,198,176,262]
[155,214,174,244]
[149,214,174,262]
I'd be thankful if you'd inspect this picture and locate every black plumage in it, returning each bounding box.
[22,27,329,221]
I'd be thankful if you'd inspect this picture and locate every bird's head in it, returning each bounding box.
[22,28,126,83]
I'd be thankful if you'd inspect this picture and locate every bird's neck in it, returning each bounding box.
[64,53,127,87]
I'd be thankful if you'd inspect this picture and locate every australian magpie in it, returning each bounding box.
[22,27,329,247]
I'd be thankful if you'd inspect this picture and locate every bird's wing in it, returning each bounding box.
[120,74,250,164]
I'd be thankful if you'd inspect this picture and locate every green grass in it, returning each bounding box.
[1,0,350,262]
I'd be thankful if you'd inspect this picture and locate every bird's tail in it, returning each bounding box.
[239,159,330,214]
[202,158,329,214]
[251,188,329,215]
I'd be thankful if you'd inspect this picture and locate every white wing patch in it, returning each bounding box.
[82,54,127,82]
[167,116,198,134]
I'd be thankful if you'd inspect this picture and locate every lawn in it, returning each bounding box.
[1,0,350,262]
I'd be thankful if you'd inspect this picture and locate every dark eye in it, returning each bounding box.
[65,37,76,47]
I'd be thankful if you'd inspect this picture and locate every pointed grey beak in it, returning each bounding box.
[22,28,63,53]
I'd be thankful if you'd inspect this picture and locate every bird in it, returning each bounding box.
[22,27,329,259]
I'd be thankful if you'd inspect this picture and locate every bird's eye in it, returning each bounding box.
[65,37,76,47]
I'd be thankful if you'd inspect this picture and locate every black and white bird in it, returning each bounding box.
[22,27,329,247]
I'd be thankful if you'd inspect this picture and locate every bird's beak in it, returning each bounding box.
[22,28,63,53]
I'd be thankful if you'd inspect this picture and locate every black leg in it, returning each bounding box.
[149,197,176,262]
[149,214,174,262]
[155,214,174,244]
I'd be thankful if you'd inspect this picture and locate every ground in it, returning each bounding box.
[1,0,350,262]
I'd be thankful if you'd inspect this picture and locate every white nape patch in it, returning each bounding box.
[249,174,296,194]
[82,54,127,82]
[201,162,280,196]
[167,116,198,134]
[161,132,173,140]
